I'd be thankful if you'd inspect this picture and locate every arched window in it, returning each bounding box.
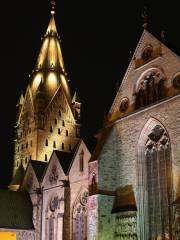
[58,128,61,135]
[53,141,56,148]
[66,130,68,136]
[45,154,48,161]
[137,119,173,239]
[50,126,53,133]
[135,68,166,109]
[45,139,48,146]
[62,143,64,150]
[62,120,65,127]
[73,191,88,240]
[79,151,84,172]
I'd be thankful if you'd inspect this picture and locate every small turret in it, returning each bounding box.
[72,90,81,122]
[16,93,24,123]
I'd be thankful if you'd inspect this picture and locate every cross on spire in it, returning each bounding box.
[51,0,56,15]
[141,6,149,29]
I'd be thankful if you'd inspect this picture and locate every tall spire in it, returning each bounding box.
[30,1,72,107]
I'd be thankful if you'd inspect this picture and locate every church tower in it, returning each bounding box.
[12,3,81,181]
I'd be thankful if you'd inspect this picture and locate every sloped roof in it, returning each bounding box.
[111,185,137,213]
[55,151,74,175]
[54,140,81,174]
[9,164,24,186]
[0,190,34,229]
[90,126,112,162]
[30,160,48,182]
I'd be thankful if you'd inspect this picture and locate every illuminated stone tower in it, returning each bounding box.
[12,5,81,180]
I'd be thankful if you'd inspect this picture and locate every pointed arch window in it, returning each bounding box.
[58,128,61,135]
[137,120,173,239]
[45,154,48,161]
[73,191,88,240]
[50,126,53,133]
[62,120,65,127]
[79,151,84,172]
[53,141,56,148]
[45,139,48,146]
[62,143,64,150]
[66,130,68,136]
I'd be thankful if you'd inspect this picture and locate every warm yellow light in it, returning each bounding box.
[0,232,16,240]
[60,74,71,101]
[37,38,49,66]
[48,38,57,67]
[47,72,58,89]
[32,73,43,93]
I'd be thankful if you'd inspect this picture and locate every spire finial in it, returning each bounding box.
[141,6,149,29]
[51,1,56,15]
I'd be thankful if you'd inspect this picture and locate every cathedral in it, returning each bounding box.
[0,3,180,240]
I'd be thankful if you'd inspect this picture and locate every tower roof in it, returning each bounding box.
[30,11,71,109]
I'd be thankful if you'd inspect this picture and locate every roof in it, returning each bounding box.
[0,190,34,229]
[9,164,24,186]
[55,151,74,175]
[30,160,48,182]
[54,140,81,174]
[111,185,137,213]
[90,126,112,162]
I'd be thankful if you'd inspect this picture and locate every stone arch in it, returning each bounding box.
[136,118,173,240]
[135,67,166,109]
[72,187,88,240]
[45,193,64,240]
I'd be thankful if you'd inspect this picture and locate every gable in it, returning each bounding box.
[69,140,91,183]
[18,86,34,125]
[109,30,180,122]
[41,151,67,189]
[21,163,39,193]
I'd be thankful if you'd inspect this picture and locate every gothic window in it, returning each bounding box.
[73,191,88,240]
[58,128,61,135]
[79,151,84,172]
[137,119,173,239]
[49,216,54,240]
[45,139,48,146]
[50,126,53,133]
[16,161,19,167]
[66,130,68,136]
[45,154,48,161]
[53,141,56,148]
[135,68,166,109]
[62,120,65,127]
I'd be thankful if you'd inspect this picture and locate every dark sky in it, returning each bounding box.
[0,0,179,187]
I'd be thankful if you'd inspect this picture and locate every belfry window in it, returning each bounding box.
[135,68,166,109]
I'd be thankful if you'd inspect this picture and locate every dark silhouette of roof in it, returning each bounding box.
[0,190,34,229]
[30,160,48,182]
[54,150,74,174]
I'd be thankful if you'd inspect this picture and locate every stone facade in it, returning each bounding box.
[88,29,180,239]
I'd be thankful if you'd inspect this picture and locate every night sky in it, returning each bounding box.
[0,0,179,187]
